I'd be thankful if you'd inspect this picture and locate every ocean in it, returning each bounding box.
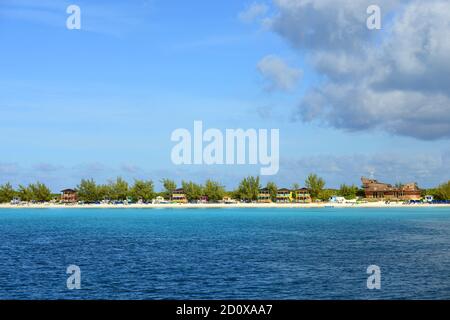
[0,207,449,299]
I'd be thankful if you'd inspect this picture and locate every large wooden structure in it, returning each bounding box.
[61,189,78,203]
[257,188,272,203]
[361,177,421,201]
[293,188,312,203]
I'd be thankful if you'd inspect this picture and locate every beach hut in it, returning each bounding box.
[276,188,292,203]
[293,188,312,203]
[257,188,272,203]
[172,188,188,203]
[61,189,77,203]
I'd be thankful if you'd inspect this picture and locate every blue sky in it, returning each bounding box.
[1,0,449,191]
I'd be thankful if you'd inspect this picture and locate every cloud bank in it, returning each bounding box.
[267,0,450,140]
[257,55,302,91]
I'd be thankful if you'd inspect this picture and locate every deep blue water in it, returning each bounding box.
[0,207,449,300]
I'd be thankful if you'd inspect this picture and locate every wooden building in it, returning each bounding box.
[361,177,421,201]
[293,188,312,203]
[276,188,292,203]
[257,188,272,203]
[172,188,188,203]
[61,189,77,203]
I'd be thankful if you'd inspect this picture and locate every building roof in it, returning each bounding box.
[61,189,77,193]
[361,177,420,192]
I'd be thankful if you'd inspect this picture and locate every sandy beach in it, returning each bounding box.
[1,202,449,209]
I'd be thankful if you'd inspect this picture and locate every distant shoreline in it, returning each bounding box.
[1,202,449,209]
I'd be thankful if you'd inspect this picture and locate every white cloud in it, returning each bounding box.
[257,55,302,91]
[238,2,269,23]
[268,0,450,140]
[0,163,19,175]
[120,163,142,174]
[33,163,64,173]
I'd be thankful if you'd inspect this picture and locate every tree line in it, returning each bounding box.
[232,174,363,202]
[0,182,52,203]
[0,178,227,203]
[1,175,449,203]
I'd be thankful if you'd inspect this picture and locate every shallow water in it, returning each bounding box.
[0,207,449,299]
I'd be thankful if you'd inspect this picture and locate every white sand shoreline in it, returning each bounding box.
[0,202,449,209]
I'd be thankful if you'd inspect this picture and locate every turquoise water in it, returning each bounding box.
[0,207,449,300]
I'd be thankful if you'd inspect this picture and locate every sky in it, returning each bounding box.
[0,0,449,191]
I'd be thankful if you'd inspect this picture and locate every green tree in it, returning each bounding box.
[305,173,325,200]
[28,182,52,202]
[108,177,129,201]
[228,189,240,201]
[426,188,437,198]
[0,183,16,203]
[203,180,226,202]
[17,185,32,202]
[318,189,334,201]
[356,188,365,198]
[266,182,278,202]
[182,181,203,202]
[236,176,261,201]
[77,178,99,203]
[421,188,428,198]
[338,184,359,200]
[292,183,300,190]
[130,179,155,202]
[161,179,177,200]
[97,184,112,201]
[434,181,450,200]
